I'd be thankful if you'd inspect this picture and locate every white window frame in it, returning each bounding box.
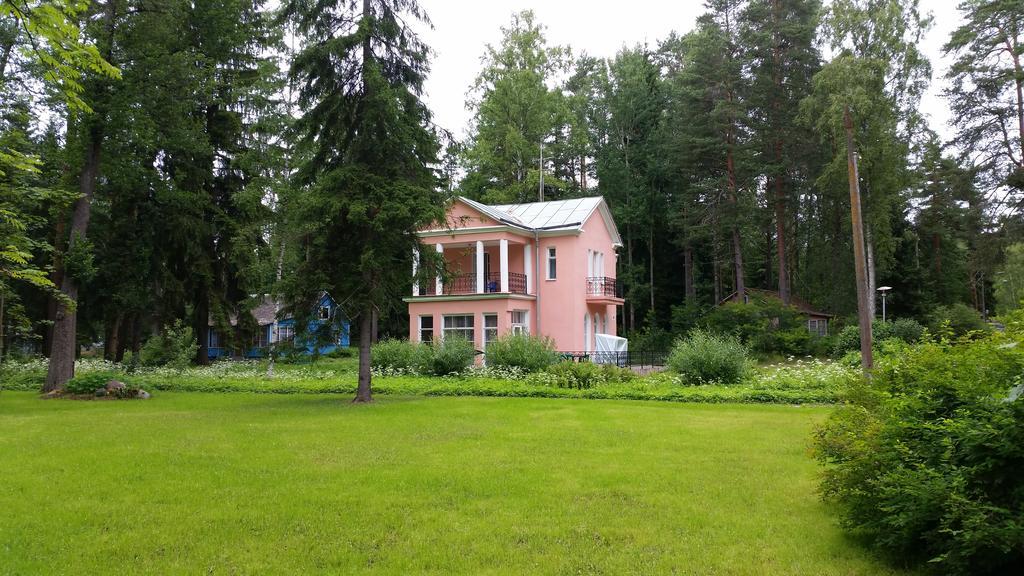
[547,246,557,280]
[511,309,529,335]
[318,305,330,320]
[483,314,498,349]
[419,315,434,343]
[442,314,475,345]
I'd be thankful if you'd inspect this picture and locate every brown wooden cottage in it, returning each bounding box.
[720,288,833,336]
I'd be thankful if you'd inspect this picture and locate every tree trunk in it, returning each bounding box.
[726,136,745,298]
[844,106,873,373]
[194,286,210,365]
[770,0,789,305]
[648,226,655,312]
[115,314,131,362]
[683,245,695,302]
[354,306,373,403]
[44,0,115,392]
[105,313,122,361]
[45,122,102,392]
[774,174,789,304]
[627,233,635,332]
[44,215,66,356]
[865,224,876,319]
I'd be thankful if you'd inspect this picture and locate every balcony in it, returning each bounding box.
[586,276,624,304]
[421,272,528,296]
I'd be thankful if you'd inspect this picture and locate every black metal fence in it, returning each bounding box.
[558,349,668,370]
[585,276,623,298]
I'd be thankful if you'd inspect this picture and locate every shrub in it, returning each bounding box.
[325,347,355,359]
[420,336,476,376]
[814,335,1024,574]
[889,318,925,343]
[545,361,602,389]
[65,372,118,395]
[484,334,559,372]
[371,338,418,371]
[833,318,926,357]
[702,300,824,357]
[927,303,989,338]
[667,330,749,385]
[140,320,198,370]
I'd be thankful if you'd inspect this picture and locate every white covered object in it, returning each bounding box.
[594,334,628,365]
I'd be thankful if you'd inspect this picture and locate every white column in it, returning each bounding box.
[435,243,444,295]
[499,239,509,293]
[411,246,420,296]
[475,240,485,294]
[524,243,533,294]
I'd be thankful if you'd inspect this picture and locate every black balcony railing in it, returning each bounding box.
[420,272,529,296]
[586,276,623,298]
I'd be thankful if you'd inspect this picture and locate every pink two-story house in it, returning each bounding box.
[405,196,624,352]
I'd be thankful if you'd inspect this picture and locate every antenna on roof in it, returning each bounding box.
[539,141,544,202]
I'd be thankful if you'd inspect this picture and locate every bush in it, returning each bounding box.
[325,347,355,359]
[702,300,826,357]
[65,372,117,395]
[814,335,1024,574]
[484,334,559,372]
[833,318,926,357]
[667,330,750,385]
[420,337,476,376]
[545,361,602,389]
[140,320,198,370]
[928,303,989,338]
[371,338,419,371]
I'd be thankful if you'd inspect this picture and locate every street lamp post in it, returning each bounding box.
[877,286,892,323]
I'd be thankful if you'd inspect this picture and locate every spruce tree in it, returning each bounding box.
[282,0,444,402]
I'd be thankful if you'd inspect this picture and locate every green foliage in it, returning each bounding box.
[459,10,571,203]
[371,337,475,376]
[927,303,988,338]
[420,337,476,376]
[325,347,354,359]
[668,330,750,385]
[994,243,1024,313]
[370,338,421,372]
[814,334,1024,574]
[483,333,559,372]
[702,301,824,356]
[139,320,197,371]
[833,318,926,356]
[0,0,121,112]
[542,361,636,390]
[64,371,116,395]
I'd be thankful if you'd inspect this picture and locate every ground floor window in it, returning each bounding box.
[253,325,270,348]
[807,318,828,337]
[276,324,295,344]
[483,314,498,348]
[419,315,434,343]
[443,314,475,344]
[511,309,528,335]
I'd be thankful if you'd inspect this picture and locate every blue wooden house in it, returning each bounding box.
[207,292,350,360]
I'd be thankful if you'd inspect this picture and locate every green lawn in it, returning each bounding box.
[0,392,904,575]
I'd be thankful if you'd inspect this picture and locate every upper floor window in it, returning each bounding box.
[319,305,330,320]
[547,246,557,280]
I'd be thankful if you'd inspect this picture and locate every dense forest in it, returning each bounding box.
[2,0,1023,389]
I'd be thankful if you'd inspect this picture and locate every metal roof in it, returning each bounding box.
[451,196,622,246]
[493,197,603,230]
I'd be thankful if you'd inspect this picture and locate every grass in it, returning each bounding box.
[1,356,854,404]
[0,391,908,575]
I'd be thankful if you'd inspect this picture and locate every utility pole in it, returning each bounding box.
[539,141,545,202]
[844,106,873,373]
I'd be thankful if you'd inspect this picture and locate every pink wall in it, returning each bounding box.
[410,199,621,352]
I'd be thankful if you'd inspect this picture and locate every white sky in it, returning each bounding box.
[417,0,963,142]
